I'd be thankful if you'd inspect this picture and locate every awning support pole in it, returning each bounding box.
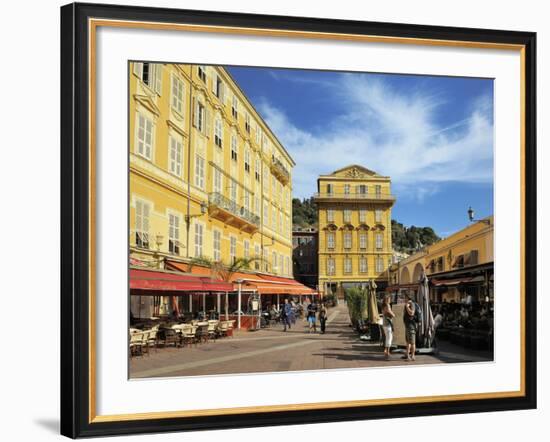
[225,291,229,320]
[237,282,242,329]
[217,293,221,315]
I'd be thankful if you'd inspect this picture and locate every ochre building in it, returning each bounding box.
[388,216,494,303]
[314,165,395,298]
[129,63,294,277]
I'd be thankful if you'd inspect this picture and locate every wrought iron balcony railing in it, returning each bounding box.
[313,192,396,201]
[208,192,261,227]
[271,155,290,183]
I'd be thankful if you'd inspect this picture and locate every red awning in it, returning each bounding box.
[199,277,234,292]
[130,268,232,293]
[252,274,317,295]
[164,260,315,295]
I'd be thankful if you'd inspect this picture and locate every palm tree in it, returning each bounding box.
[188,256,262,282]
[188,256,263,321]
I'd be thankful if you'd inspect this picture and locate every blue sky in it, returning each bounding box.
[227,66,494,237]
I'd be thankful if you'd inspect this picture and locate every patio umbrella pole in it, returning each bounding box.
[225,291,228,320]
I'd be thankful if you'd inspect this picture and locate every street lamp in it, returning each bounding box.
[153,234,164,269]
[185,201,208,224]
[184,201,208,258]
[155,234,164,250]
[467,206,491,225]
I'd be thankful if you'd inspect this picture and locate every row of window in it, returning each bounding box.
[325,256,389,275]
[136,63,287,168]
[196,65,272,150]
[325,208,385,223]
[134,198,291,275]
[325,183,384,195]
[325,232,384,250]
[136,108,291,208]
[197,223,291,276]
[135,62,291,194]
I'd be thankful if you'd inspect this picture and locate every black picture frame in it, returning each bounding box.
[61,2,537,438]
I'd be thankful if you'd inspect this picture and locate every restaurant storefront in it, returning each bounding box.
[165,261,318,329]
[129,267,233,321]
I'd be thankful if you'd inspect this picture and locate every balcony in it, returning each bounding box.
[313,192,396,203]
[270,155,290,185]
[208,192,260,233]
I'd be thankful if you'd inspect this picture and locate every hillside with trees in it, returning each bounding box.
[391,220,440,253]
[292,198,318,228]
[292,198,440,252]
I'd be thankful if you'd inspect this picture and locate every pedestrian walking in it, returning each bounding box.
[307,301,318,333]
[319,302,328,334]
[381,295,395,360]
[403,295,418,361]
[282,298,292,332]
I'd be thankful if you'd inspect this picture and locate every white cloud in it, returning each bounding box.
[258,73,493,200]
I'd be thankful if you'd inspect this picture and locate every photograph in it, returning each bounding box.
[128,62,495,379]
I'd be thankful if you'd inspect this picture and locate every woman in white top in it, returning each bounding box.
[382,295,396,360]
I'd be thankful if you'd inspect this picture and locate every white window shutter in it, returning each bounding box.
[170,74,176,109]
[192,98,198,128]
[205,107,211,136]
[211,72,217,94]
[154,64,162,95]
[135,200,142,231]
[133,62,143,78]
[220,81,226,104]
[143,203,150,232]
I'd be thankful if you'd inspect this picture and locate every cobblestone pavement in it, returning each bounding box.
[130,303,493,379]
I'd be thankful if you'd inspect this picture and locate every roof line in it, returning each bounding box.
[220,66,296,167]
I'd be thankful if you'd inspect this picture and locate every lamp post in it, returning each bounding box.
[153,234,164,269]
[467,206,491,225]
[185,201,208,258]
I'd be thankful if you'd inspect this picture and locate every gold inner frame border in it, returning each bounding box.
[87,18,527,424]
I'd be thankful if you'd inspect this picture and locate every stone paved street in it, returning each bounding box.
[130,303,493,378]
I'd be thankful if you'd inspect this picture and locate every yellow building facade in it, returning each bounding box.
[388,216,494,303]
[129,63,295,277]
[314,165,395,297]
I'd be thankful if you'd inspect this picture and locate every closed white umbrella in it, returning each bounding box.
[418,272,435,347]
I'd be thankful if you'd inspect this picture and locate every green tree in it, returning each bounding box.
[391,220,440,253]
[292,197,318,227]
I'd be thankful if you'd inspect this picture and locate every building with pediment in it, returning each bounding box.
[314,165,396,298]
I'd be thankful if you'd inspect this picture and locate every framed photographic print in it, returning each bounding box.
[60,2,537,438]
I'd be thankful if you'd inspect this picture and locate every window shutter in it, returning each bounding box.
[133,62,143,78]
[154,64,162,95]
[211,72,217,94]
[136,114,144,155]
[169,138,176,172]
[192,98,198,128]
[135,200,142,231]
[145,119,153,159]
[205,106,211,137]
[177,141,182,176]
[143,203,150,232]
[220,81,225,104]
